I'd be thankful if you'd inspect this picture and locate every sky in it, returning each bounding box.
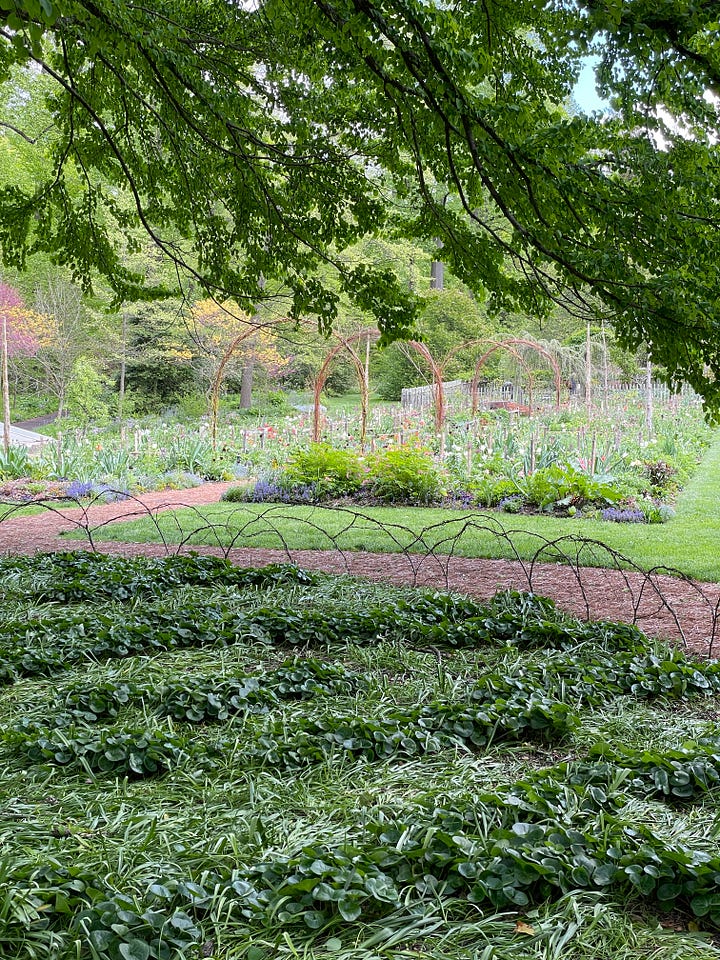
[574,57,610,114]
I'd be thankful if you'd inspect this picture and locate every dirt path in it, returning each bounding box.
[1,484,718,653]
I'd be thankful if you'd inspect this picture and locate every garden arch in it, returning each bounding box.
[401,338,537,433]
[469,338,563,413]
[209,316,284,448]
[403,340,446,432]
[313,328,381,446]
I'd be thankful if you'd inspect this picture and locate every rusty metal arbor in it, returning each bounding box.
[312,332,563,443]
[469,337,564,414]
[209,316,285,449]
[401,337,561,433]
[313,328,380,445]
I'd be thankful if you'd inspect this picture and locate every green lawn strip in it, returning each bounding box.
[70,435,720,581]
[0,502,57,519]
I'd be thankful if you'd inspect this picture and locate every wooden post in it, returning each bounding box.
[1,312,9,455]
[600,320,609,416]
[645,359,654,437]
[585,321,592,417]
[118,310,127,429]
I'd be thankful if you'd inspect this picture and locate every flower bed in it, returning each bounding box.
[0,391,712,516]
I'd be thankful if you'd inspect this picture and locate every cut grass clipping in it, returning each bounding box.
[2,552,720,959]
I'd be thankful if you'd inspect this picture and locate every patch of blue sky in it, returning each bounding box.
[574,56,610,115]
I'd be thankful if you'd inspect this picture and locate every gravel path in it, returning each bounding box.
[1,484,718,653]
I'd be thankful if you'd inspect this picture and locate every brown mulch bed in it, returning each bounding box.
[0,483,718,654]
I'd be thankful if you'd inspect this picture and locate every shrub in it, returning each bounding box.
[367,447,443,503]
[266,390,291,409]
[282,443,364,498]
[65,480,94,499]
[601,506,646,523]
[521,463,623,511]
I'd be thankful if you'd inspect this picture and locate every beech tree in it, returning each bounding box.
[0,3,719,407]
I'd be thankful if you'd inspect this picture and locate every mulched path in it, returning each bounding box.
[1,483,719,654]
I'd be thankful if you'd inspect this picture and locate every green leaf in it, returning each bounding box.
[338,899,362,922]
[118,941,151,960]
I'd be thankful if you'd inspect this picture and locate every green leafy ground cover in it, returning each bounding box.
[77,434,720,581]
[2,554,720,958]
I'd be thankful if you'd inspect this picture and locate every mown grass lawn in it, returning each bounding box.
[77,435,720,581]
[3,551,720,959]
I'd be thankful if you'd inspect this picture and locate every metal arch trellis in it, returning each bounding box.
[209,315,286,450]
[469,337,564,414]
[312,332,564,441]
[313,328,381,446]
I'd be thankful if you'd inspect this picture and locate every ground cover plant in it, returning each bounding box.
[2,553,720,958]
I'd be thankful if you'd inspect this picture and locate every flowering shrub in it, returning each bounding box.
[601,507,646,523]
[65,480,94,499]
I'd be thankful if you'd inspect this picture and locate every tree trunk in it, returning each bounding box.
[430,260,444,290]
[240,359,255,409]
[645,359,653,437]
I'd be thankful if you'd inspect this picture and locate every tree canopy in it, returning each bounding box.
[0,2,719,407]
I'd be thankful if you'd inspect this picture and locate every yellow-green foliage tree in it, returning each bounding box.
[190,299,289,443]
